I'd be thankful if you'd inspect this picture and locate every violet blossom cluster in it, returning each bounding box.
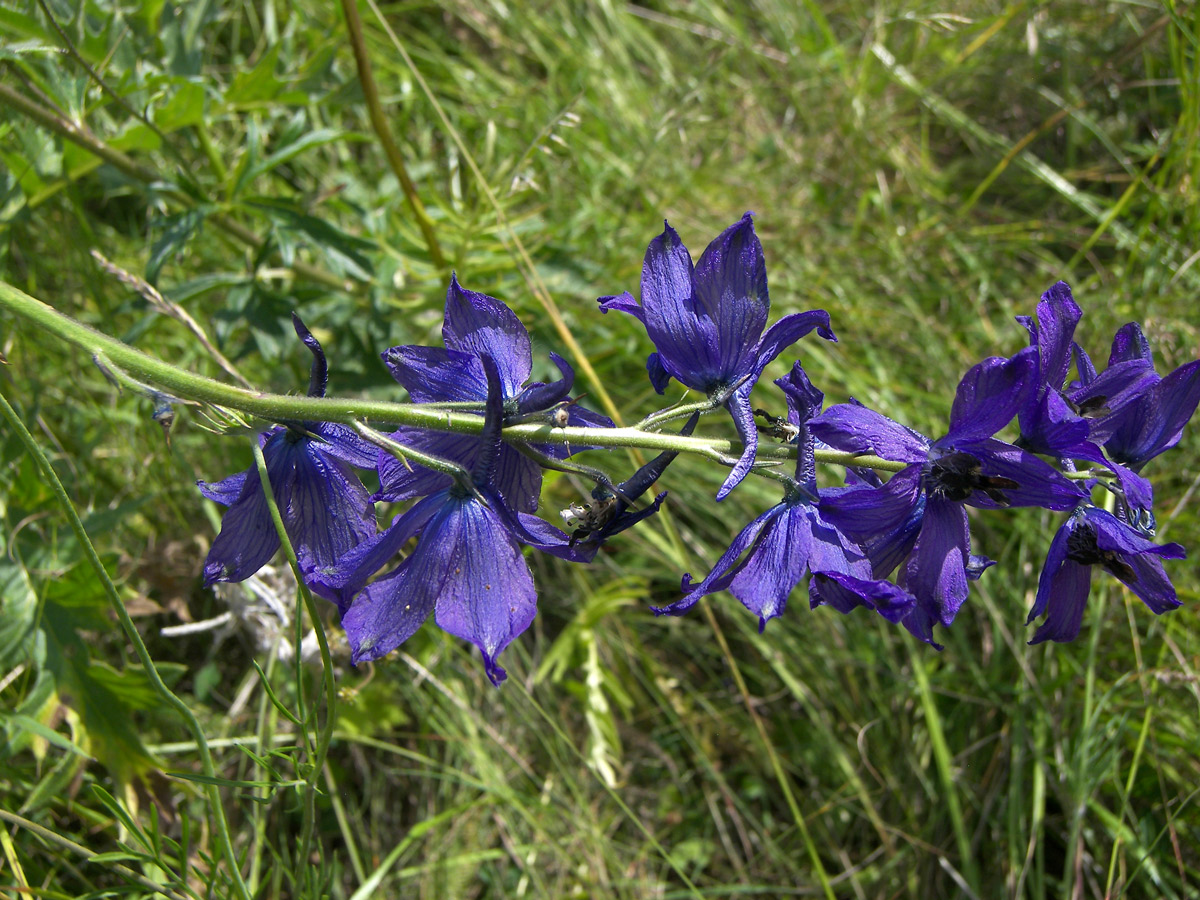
[199,214,1199,683]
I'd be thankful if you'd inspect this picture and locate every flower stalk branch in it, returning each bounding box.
[0,279,907,473]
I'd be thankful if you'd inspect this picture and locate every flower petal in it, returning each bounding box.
[905,494,970,627]
[341,496,455,664]
[810,403,929,464]
[514,352,575,414]
[441,274,532,396]
[640,221,721,389]
[748,310,836,386]
[1108,322,1154,367]
[273,437,375,570]
[382,344,486,403]
[433,497,538,686]
[946,350,1034,444]
[716,386,759,500]
[954,438,1089,510]
[661,505,783,617]
[374,429,478,503]
[311,422,380,469]
[1027,557,1092,644]
[1032,282,1082,390]
[729,507,810,631]
[198,469,249,507]
[202,465,280,585]
[597,290,645,323]
[691,212,769,375]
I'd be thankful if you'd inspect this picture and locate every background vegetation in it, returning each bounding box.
[1,1,1197,897]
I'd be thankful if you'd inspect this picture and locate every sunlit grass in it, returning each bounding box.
[1,1,1197,898]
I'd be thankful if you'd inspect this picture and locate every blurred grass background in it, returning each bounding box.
[1,1,1198,897]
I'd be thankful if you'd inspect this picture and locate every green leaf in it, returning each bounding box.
[246,199,376,281]
[154,80,206,132]
[41,599,160,786]
[0,713,94,761]
[0,562,38,670]
[146,208,208,286]
[241,128,348,185]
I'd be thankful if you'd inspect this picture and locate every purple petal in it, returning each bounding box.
[748,310,836,387]
[730,507,812,631]
[492,444,545,513]
[1025,517,1073,626]
[341,496,454,664]
[1119,553,1184,615]
[691,212,769,375]
[812,571,916,623]
[382,345,487,403]
[640,221,721,389]
[946,350,1034,444]
[202,466,280,585]
[441,274,532,397]
[954,438,1089,511]
[1032,282,1082,390]
[597,290,645,323]
[311,422,380,469]
[374,429,479,503]
[646,352,673,394]
[432,497,538,686]
[1107,360,1200,467]
[809,403,929,464]
[660,505,783,617]
[198,469,249,507]
[905,494,969,627]
[1027,558,1092,644]
[514,352,575,414]
[716,387,759,500]
[1091,507,1186,560]
[1108,322,1154,367]
[270,437,375,571]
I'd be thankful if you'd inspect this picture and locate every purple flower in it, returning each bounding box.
[812,351,1088,644]
[599,213,835,500]
[1073,322,1200,474]
[1026,505,1185,643]
[328,355,579,685]
[656,363,914,630]
[199,315,376,585]
[379,275,612,512]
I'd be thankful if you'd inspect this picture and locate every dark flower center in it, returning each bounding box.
[1065,523,1138,582]
[926,451,1020,505]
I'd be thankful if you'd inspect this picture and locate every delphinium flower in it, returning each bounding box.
[1073,321,1200,484]
[1013,282,1161,509]
[378,275,612,513]
[198,315,377,585]
[1026,504,1185,643]
[811,350,1089,645]
[655,363,914,631]
[323,355,580,685]
[598,213,836,500]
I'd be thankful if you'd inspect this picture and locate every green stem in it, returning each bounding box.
[249,440,339,882]
[340,0,446,269]
[0,390,252,900]
[0,279,907,473]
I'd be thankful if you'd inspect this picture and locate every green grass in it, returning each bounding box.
[2,1,1198,898]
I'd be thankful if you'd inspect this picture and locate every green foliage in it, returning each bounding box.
[2,0,1199,898]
